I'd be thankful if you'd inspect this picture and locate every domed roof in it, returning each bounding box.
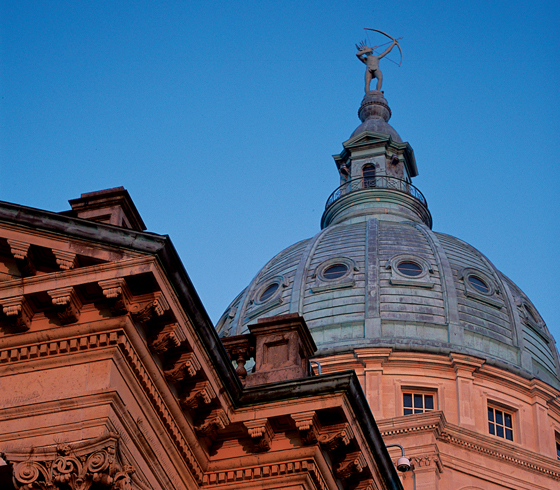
[216,92,560,389]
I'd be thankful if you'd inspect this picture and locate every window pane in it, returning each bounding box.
[425,395,434,410]
[506,429,513,441]
[414,394,423,409]
[323,264,349,279]
[260,283,279,302]
[496,425,504,438]
[488,408,494,422]
[504,413,512,428]
[489,423,495,435]
[414,409,422,414]
[404,408,413,415]
[496,410,503,425]
[403,393,412,408]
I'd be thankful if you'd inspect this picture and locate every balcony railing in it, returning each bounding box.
[324,176,428,210]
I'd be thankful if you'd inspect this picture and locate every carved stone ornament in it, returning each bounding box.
[194,408,230,437]
[5,432,135,490]
[243,418,274,453]
[148,323,185,355]
[98,279,132,316]
[334,451,367,480]
[179,380,216,410]
[317,422,354,451]
[52,250,78,270]
[2,296,34,331]
[7,239,36,276]
[48,287,82,325]
[129,293,169,324]
[164,351,201,383]
[291,411,321,445]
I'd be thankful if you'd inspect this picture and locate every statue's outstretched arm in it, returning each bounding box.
[356,52,368,64]
[377,40,397,60]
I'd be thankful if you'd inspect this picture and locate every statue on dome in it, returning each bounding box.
[356,29,402,93]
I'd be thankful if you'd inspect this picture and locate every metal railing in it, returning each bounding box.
[324,176,428,210]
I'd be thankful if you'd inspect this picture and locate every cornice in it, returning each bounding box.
[379,411,560,481]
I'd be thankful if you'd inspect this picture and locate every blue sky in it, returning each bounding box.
[1,1,559,345]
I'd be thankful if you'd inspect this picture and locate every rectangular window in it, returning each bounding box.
[403,391,435,415]
[556,433,560,461]
[488,406,513,441]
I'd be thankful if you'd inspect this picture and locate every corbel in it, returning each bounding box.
[164,351,201,383]
[98,278,132,316]
[334,451,367,480]
[317,422,354,451]
[243,418,274,452]
[7,239,36,277]
[179,380,216,410]
[148,322,186,355]
[2,296,34,331]
[129,292,169,323]
[194,408,230,437]
[291,411,321,445]
[318,422,354,450]
[52,250,78,270]
[352,479,375,490]
[47,287,82,324]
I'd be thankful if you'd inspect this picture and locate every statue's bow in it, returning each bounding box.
[364,28,403,67]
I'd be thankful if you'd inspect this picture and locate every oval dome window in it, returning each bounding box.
[397,261,423,277]
[259,283,279,302]
[323,264,349,280]
[468,275,490,294]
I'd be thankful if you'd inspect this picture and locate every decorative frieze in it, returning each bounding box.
[243,418,274,452]
[200,459,328,490]
[48,287,82,324]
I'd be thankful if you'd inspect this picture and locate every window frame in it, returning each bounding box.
[401,387,438,416]
[487,403,515,442]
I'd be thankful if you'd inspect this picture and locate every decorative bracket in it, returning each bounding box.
[291,411,321,445]
[52,250,78,270]
[98,278,132,316]
[317,422,354,451]
[194,408,230,437]
[129,293,169,323]
[164,351,201,383]
[7,239,36,277]
[48,287,82,324]
[148,322,185,355]
[243,418,274,452]
[335,451,367,480]
[1,296,34,331]
[179,380,216,410]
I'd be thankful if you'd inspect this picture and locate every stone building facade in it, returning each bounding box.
[0,187,403,490]
[216,91,560,489]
